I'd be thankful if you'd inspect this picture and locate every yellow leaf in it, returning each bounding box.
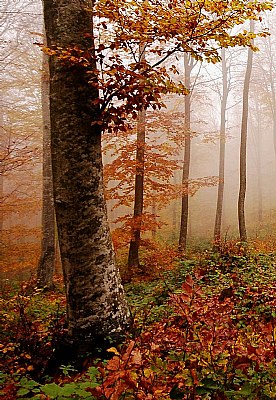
[107,347,120,355]
[143,368,152,378]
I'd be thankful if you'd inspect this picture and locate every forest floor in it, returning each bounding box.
[1,241,276,399]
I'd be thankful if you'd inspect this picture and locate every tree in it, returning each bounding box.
[42,0,272,349]
[42,0,131,349]
[128,46,146,270]
[263,32,276,158]
[37,48,55,289]
[213,48,229,247]
[127,110,146,269]
[255,19,276,159]
[238,21,254,243]
[178,53,195,255]
[103,110,183,254]
[0,0,43,270]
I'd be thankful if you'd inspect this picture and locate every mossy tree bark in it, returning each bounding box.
[43,0,130,349]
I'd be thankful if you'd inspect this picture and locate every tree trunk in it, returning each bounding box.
[0,107,4,263]
[43,0,130,350]
[128,108,146,269]
[128,45,146,270]
[171,173,177,242]
[151,198,157,240]
[238,21,254,243]
[266,36,276,159]
[0,108,4,235]
[37,46,55,289]
[255,103,263,225]
[213,48,228,249]
[179,53,192,255]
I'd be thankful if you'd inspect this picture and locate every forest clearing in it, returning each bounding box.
[1,0,276,398]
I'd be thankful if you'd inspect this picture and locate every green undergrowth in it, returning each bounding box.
[1,245,276,399]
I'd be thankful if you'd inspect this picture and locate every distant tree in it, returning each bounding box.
[238,21,255,243]
[179,53,195,255]
[213,48,229,247]
[0,0,42,269]
[253,101,263,225]
[128,46,146,270]
[263,32,276,158]
[127,110,146,270]
[0,111,3,235]
[103,110,183,254]
[256,24,276,158]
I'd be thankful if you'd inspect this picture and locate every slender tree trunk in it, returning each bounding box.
[0,109,4,234]
[238,21,254,242]
[270,76,276,159]
[37,46,55,289]
[151,198,157,240]
[43,0,130,350]
[0,175,3,233]
[273,114,276,158]
[128,46,146,269]
[179,53,192,254]
[266,36,276,159]
[171,173,177,241]
[213,48,228,249]
[256,129,263,225]
[128,108,146,269]
[254,102,263,225]
[0,107,4,263]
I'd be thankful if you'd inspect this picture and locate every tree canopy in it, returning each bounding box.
[43,0,273,133]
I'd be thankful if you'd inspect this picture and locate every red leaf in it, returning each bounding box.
[106,356,120,371]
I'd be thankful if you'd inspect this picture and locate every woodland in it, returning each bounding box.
[1,0,276,399]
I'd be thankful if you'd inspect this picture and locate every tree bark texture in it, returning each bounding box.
[128,45,146,270]
[179,53,192,255]
[37,48,55,289]
[238,21,254,243]
[128,109,146,269]
[43,0,130,346]
[213,48,228,247]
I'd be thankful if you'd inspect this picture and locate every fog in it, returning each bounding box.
[1,0,276,273]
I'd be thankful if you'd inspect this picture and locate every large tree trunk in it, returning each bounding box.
[37,47,55,289]
[213,48,228,249]
[238,21,254,243]
[43,0,130,350]
[178,53,192,255]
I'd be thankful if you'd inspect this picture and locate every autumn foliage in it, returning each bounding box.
[1,244,276,399]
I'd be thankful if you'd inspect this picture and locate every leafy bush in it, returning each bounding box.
[0,278,66,380]
[1,246,276,399]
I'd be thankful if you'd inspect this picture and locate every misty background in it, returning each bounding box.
[1,0,276,273]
